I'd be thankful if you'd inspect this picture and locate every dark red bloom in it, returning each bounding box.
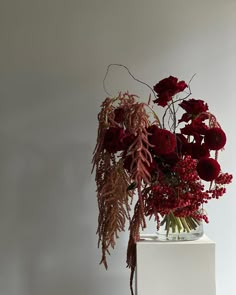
[103,127,125,153]
[179,112,209,124]
[181,142,193,155]
[191,143,210,159]
[197,157,221,181]
[204,128,226,150]
[148,125,176,155]
[153,76,188,107]
[180,142,210,159]
[181,117,209,144]
[175,133,188,154]
[161,152,179,167]
[179,99,208,122]
[114,107,125,123]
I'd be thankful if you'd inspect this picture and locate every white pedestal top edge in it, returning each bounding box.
[138,234,215,244]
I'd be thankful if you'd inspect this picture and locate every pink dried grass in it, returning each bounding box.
[92,93,155,290]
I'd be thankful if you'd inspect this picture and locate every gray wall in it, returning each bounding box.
[0,1,235,294]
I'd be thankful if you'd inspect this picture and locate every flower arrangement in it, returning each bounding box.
[92,65,232,294]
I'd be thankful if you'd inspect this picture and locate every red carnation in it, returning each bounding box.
[148,125,176,155]
[179,99,208,121]
[103,127,125,153]
[153,76,188,107]
[181,117,209,144]
[204,128,226,150]
[197,157,221,181]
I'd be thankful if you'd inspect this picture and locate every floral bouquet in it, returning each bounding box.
[92,65,232,294]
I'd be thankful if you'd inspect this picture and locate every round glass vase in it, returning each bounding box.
[156,211,203,241]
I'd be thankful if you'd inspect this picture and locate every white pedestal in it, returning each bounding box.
[136,235,216,295]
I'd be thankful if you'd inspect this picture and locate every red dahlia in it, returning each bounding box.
[204,127,226,150]
[197,157,221,181]
[148,125,176,155]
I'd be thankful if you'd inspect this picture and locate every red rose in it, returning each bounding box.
[153,76,188,107]
[148,125,176,155]
[103,127,125,153]
[197,157,221,181]
[204,128,226,150]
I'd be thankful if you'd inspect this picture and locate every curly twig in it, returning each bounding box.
[103,63,158,100]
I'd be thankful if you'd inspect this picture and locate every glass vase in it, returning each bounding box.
[156,211,203,241]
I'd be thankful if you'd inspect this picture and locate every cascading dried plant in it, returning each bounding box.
[92,65,233,295]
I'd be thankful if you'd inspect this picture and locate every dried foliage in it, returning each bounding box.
[96,159,133,269]
[92,93,154,271]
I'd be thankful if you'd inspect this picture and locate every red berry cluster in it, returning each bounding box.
[215,172,233,185]
[144,156,231,221]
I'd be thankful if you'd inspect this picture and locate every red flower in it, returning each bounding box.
[161,152,179,167]
[197,157,221,181]
[181,117,209,144]
[103,127,125,153]
[153,76,188,107]
[191,143,210,159]
[148,125,176,155]
[179,99,208,122]
[204,128,226,150]
[175,133,188,154]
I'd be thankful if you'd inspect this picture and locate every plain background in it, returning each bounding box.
[0,0,235,294]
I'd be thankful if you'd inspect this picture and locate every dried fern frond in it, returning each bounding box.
[92,97,115,173]
[92,92,159,286]
[208,112,221,128]
[96,160,134,269]
[125,103,154,225]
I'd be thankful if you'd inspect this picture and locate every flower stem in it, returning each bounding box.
[161,211,201,237]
